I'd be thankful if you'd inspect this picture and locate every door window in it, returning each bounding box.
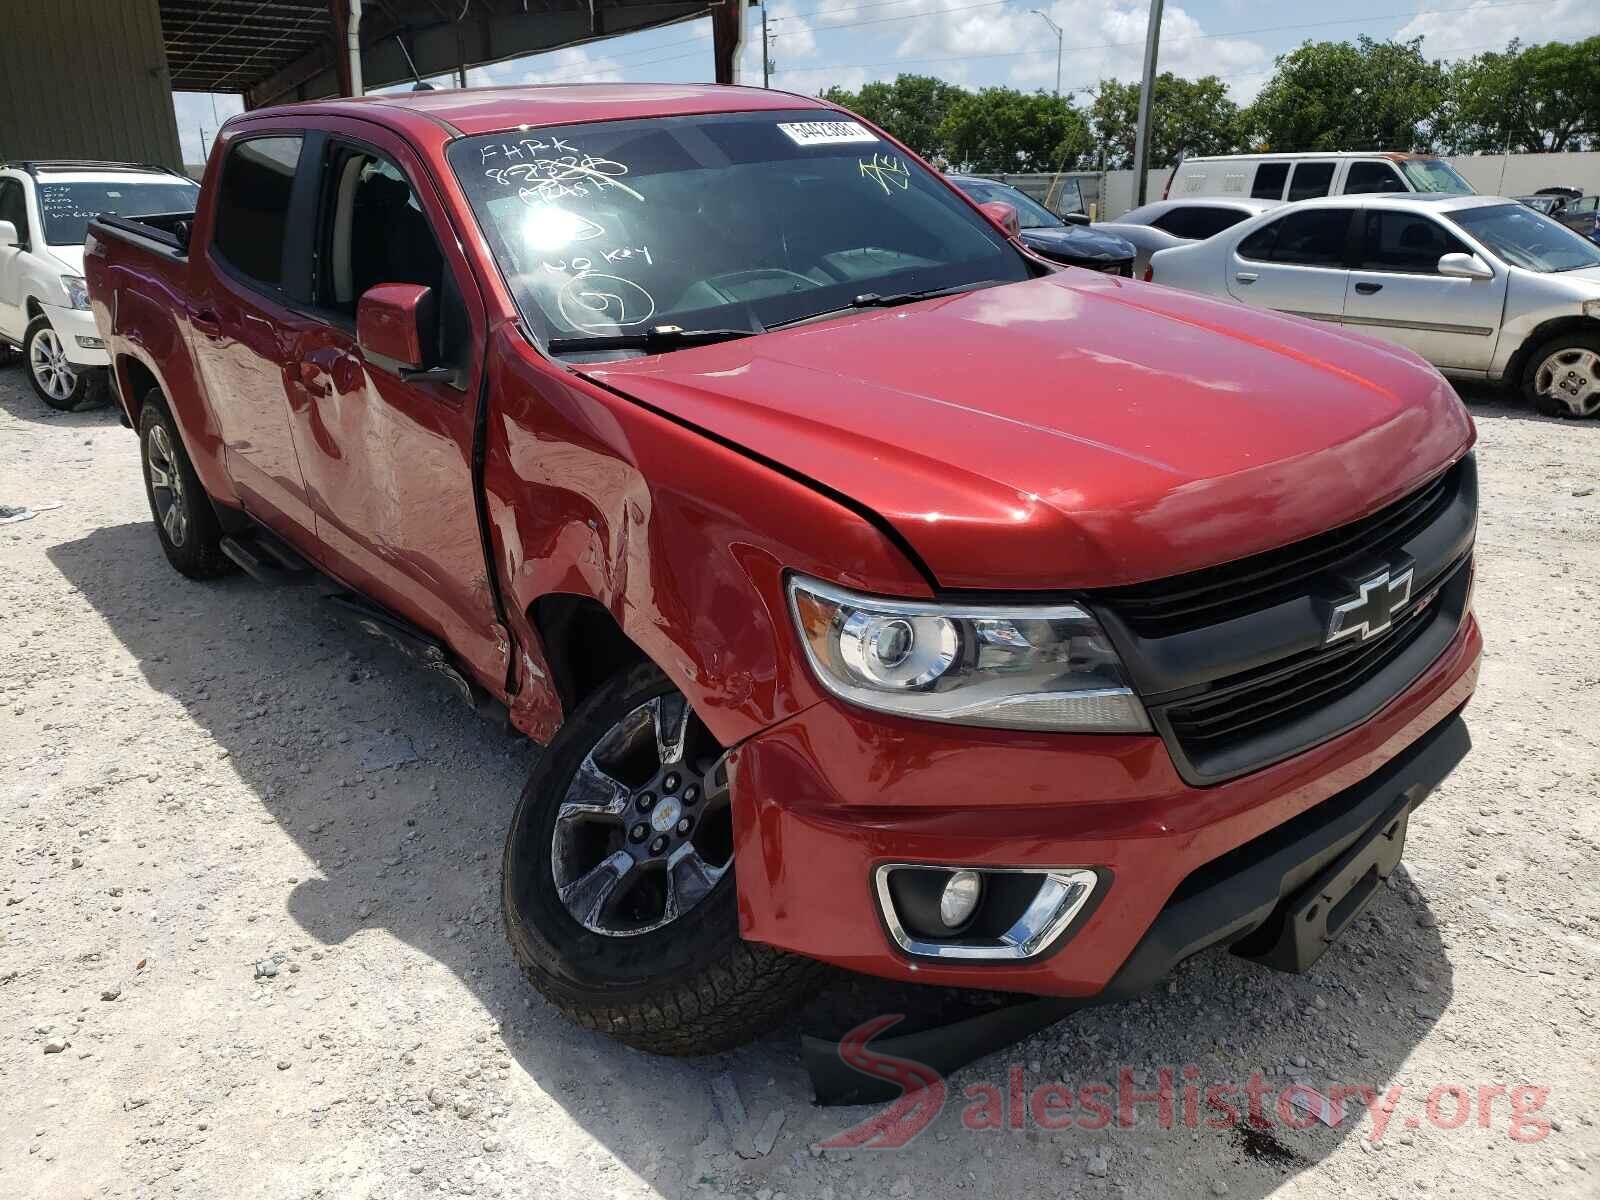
[1151,205,1251,239]
[1357,212,1469,274]
[0,179,29,245]
[1286,162,1336,201]
[1250,162,1288,200]
[317,146,464,367]
[1345,162,1407,195]
[213,136,303,289]
[1238,209,1352,267]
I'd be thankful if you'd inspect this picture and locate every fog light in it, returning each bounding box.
[939,870,983,928]
[76,335,105,349]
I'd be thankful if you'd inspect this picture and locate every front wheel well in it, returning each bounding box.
[25,297,45,322]
[531,594,652,718]
[1504,316,1600,386]
[116,356,161,426]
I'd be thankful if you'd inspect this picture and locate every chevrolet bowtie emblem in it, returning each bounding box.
[1326,567,1414,645]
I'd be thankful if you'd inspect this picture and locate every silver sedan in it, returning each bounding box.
[1148,194,1600,417]
[1094,197,1278,276]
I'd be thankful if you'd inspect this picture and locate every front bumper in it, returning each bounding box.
[728,612,1479,996]
[40,302,110,368]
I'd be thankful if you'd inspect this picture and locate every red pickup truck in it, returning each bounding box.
[84,85,1480,1057]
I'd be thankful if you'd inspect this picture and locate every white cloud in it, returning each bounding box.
[868,0,1270,101]
[1396,0,1595,61]
[517,46,627,85]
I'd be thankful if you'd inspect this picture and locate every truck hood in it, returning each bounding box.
[579,273,1474,590]
[43,244,85,275]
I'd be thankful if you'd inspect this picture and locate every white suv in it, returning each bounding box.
[0,161,198,409]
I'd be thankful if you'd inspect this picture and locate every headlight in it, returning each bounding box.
[787,575,1150,732]
[62,275,91,311]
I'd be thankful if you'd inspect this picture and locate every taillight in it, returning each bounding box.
[1142,264,1154,282]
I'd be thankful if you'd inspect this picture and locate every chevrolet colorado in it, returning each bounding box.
[84,85,1480,1055]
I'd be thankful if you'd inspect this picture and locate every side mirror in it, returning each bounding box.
[978,201,1021,239]
[1061,211,1091,226]
[0,220,18,249]
[357,282,435,372]
[1437,252,1493,281]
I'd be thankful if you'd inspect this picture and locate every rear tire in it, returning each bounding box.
[1522,332,1600,418]
[502,661,827,1054]
[138,392,230,579]
[23,316,101,410]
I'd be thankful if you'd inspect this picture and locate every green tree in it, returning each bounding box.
[1441,37,1600,153]
[1247,37,1447,152]
[819,74,966,162]
[935,87,1092,173]
[1089,73,1245,169]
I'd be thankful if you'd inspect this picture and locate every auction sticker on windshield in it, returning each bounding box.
[778,120,878,146]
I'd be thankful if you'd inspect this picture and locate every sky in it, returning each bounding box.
[170,0,1596,163]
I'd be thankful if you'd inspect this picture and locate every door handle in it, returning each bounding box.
[1354,282,1384,295]
[1234,272,1258,284]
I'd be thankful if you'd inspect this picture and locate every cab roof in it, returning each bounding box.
[243,83,831,138]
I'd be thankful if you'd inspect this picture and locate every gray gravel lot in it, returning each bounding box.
[2,366,1598,1200]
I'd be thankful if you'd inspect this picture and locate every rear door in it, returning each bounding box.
[190,133,322,548]
[1226,207,1356,325]
[1344,208,1506,371]
[0,177,31,340]
[282,122,506,690]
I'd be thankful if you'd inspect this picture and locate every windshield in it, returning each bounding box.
[1447,203,1600,273]
[448,111,1029,350]
[1399,159,1473,195]
[951,179,1062,229]
[37,178,200,245]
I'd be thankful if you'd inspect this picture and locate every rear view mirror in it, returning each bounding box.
[1437,252,1493,281]
[978,201,1021,238]
[1061,212,1091,226]
[357,282,435,372]
[0,220,18,249]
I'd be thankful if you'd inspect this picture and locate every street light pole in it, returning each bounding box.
[1130,0,1164,207]
[762,3,771,88]
[1031,10,1063,99]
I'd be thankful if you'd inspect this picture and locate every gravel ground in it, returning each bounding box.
[2,365,1598,1200]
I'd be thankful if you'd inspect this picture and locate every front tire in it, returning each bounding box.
[502,661,827,1054]
[23,316,99,410]
[1523,332,1600,418]
[138,393,230,579]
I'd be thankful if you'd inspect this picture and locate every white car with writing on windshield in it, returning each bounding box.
[0,160,199,409]
[1147,194,1600,419]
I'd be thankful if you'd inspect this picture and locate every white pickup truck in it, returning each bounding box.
[0,160,198,409]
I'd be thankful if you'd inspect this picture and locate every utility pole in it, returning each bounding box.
[1130,0,1164,207]
[761,3,771,88]
[1031,10,1063,99]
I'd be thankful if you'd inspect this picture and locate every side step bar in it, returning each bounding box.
[325,591,505,722]
[219,531,312,583]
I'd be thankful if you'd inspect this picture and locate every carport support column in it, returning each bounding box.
[713,0,748,86]
[332,0,364,97]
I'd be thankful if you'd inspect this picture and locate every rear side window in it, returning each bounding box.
[1345,162,1407,195]
[1237,209,1351,267]
[1357,212,1469,274]
[1250,163,1288,200]
[0,178,28,244]
[213,136,302,288]
[1287,162,1336,201]
[1151,205,1250,240]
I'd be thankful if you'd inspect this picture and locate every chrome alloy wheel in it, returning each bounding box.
[28,327,77,403]
[145,424,189,547]
[1535,346,1600,417]
[551,693,734,937]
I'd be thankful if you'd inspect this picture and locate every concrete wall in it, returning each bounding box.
[0,0,183,169]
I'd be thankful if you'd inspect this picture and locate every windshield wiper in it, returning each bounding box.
[770,279,1007,330]
[547,325,760,354]
[847,279,1007,309]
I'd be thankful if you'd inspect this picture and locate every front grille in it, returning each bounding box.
[1163,573,1449,762]
[1098,460,1461,639]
